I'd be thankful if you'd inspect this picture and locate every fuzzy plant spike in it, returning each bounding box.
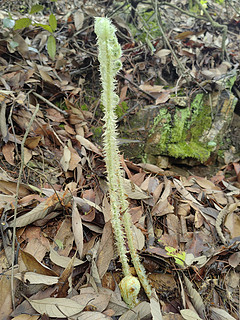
[94,17,152,306]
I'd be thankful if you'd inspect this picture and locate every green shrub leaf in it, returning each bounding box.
[49,14,57,32]
[29,4,44,14]
[34,23,53,33]
[14,18,32,30]
[47,35,56,59]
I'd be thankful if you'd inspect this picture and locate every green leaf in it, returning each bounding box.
[3,18,15,28]
[29,4,44,14]
[47,35,56,59]
[49,13,57,32]
[34,23,53,33]
[165,246,186,266]
[14,18,32,30]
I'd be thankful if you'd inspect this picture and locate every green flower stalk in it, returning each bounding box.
[94,17,151,307]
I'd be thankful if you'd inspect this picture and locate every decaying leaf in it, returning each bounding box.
[183,275,205,319]
[72,199,84,258]
[49,246,85,268]
[28,297,85,318]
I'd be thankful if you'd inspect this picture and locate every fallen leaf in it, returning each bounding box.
[28,297,85,318]
[72,200,84,259]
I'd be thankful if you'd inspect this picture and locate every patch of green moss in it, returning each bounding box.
[80,104,88,110]
[115,101,129,118]
[92,126,103,139]
[146,94,214,162]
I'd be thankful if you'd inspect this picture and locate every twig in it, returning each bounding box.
[118,74,155,100]
[11,104,40,309]
[32,92,68,116]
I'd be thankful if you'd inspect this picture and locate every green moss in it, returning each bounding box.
[80,104,88,110]
[115,101,128,118]
[146,93,214,162]
[92,126,103,138]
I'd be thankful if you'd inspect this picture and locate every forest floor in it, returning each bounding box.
[0,1,240,319]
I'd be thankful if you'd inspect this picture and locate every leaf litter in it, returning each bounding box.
[0,0,240,319]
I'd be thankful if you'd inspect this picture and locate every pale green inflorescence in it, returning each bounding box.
[95,17,152,307]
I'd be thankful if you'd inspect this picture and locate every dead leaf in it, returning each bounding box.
[72,199,84,259]
[60,144,71,172]
[2,142,15,165]
[20,250,58,276]
[76,135,102,155]
[210,307,236,320]
[25,136,41,149]
[28,297,85,318]
[150,293,163,320]
[119,301,151,320]
[72,287,111,312]
[77,311,112,319]
[183,275,205,319]
[11,315,40,320]
[180,309,202,320]
[9,192,72,227]
[96,221,114,279]
[49,246,85,268]
[74,10,84,31]
[15,272,58,285]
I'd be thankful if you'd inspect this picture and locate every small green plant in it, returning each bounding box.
[94,17,151,307]
[2,2,57,59]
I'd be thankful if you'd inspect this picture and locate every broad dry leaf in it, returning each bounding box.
[0,180,31,197]
[150,293,163,320]
[72,199,83,258]
[54,217,74,256]
[72,287,111,312]
[228,252,240,268]
[96,221,114,279]
[15,272,58,285]
[2,142,15,165]
[119,301,151,320]
[77,311,112,319]
[25,136,41,149]
[74,10,84,30]
[49,246,85,268]
[9,192,72,227]
[20,250,58,276]
[60,144,71,172]
[225,209,240,239]
[132,224,145,250]
[12,315,40,320]
[180,309,202,320]
[183,275,205,319]
[76,135,102,155]
[139,84,164,93]
[155,49,171,57]
[0,272,13,318]
[56,254,76,297]
[123,178,150,200]
[210,307,236,320]
[28,297,85,318]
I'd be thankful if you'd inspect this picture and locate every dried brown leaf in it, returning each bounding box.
[96,221,114,279]
[72,200,83,258]
[183,275,205,319]
[28,297,85,318]
[49,246,84,268]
